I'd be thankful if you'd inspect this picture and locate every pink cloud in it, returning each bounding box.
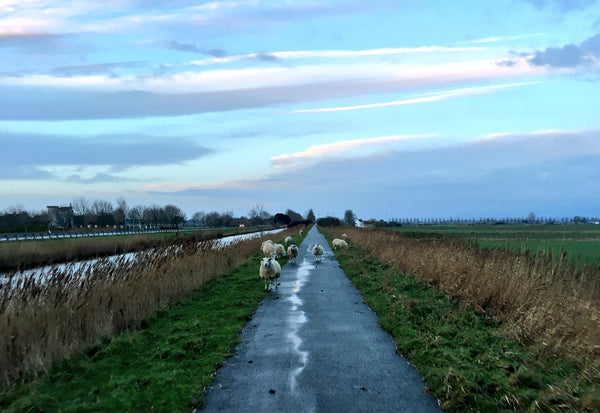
[271,134,434,168]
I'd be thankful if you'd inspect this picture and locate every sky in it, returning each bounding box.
[1,0,600,221]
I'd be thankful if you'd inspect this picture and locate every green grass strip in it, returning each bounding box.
[332,245,594,412]
[0,255,272,413]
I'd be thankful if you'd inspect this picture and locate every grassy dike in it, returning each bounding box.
[322,230,597,412]
[0,242,297,412]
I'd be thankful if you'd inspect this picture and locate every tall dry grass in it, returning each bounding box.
[0,228,297,389]
[323,227,600,359]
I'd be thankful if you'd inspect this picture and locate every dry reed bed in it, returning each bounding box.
[0,228,297,389]
[324,227,600,359]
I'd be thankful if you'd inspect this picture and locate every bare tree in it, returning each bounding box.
[128,204,146,229]
[92,199,114,226]
[249,202,271,225]
[114,197,128,228]
[71,197,90,216]
[163,204,186,227]
[144,204,164,228]
[192,211,206,225]
[204,211,222,227]
[71,197,91,226]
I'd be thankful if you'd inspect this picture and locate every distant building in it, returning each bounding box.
[47,205,74,229]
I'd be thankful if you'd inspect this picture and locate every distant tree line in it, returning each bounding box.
[318,209,600,228]
[0,200,316,233]
[392,215,600,225]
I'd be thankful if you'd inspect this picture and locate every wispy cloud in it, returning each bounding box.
[270,134,435,168]
[292,82,540,114]
[189,45,487,66]
[471,33,545,44]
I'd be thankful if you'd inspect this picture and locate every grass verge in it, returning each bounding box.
[0,251,291,412]
[323,229,599,412]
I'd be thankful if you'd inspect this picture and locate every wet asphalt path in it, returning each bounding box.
[198,226,443,412]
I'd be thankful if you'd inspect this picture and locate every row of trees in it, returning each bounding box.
[391,214,600,225]
[0,199,317,233]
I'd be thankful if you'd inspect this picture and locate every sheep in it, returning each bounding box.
[259,257,281,291]
[312,243,324,262]
[299,229,303,236]
[342,233,348,240]
[274,243,286,258]
[262,242,277,257]
[287,244,299,264]
[332,238,349,250]
[284,236,293,244]
[261,240,273,250]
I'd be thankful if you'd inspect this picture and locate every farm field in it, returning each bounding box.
[393,224,600,265]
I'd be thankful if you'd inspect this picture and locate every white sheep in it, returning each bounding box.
[274,243,286,258]
[261,240,273,250]
[284,236,293,244]
[342,233,348,240]
[262,242,276,257]
[259,257,281,290]
[287,244,299,264]
[332,238,349,250]
[312,243,324,262]
[299,229,303,236]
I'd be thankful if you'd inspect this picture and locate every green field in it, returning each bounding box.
[393,224,600,265]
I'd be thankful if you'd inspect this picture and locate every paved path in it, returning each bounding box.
[198,226,443,412]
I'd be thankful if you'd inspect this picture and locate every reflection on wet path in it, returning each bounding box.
[286,257,311,392]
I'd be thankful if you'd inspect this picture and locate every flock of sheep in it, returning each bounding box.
[259,229,349,291]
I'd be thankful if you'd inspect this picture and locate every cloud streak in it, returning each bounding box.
[1,132,214,179]
[271,134,436,168]
[189,45,487,66]
[292,82,540,114]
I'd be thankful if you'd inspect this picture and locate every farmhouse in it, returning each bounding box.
[47,205,74,229]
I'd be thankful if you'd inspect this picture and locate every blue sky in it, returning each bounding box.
[1,0,599,221]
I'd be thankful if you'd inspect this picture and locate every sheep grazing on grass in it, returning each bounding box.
[312,243,324,262]
[274,243,286,258]
[342,233,348,240]
[284,236,293,244]
[260,257,281,291]
[287,244,299,264]
[332,238,349,250]
[262,242,276,257]
[299,229,303,236]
